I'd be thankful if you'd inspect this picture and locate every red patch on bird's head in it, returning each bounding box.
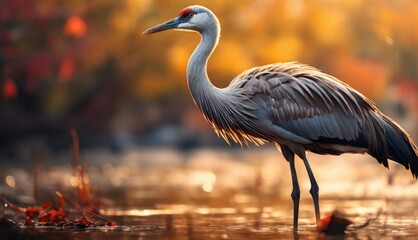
[178,8,194,18]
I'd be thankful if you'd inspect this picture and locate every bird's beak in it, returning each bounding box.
[142,17,180,35]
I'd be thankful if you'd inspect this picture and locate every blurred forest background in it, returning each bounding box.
[1,0,417,159]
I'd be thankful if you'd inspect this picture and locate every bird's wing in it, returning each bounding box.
[230,62,376,145]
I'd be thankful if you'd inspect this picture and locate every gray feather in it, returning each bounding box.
[152,6,418,176]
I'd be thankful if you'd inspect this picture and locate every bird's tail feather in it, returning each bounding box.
[380,115,418,178]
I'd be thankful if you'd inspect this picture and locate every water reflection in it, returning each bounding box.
[1,147,418,239]
[90,197,417,239]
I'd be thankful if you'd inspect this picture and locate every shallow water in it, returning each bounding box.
[1,147,418,239]
[5,197,418,240]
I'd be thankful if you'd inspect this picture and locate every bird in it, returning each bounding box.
[143,5,418,231]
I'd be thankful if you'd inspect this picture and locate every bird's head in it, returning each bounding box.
[143,5,219,35]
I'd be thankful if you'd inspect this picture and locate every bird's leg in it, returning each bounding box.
[280,146,300,232]
[301,157,320,223]
[289,153,300,232]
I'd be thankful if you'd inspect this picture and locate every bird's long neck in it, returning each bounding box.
[185,22,260,146]
[187,26,222,109]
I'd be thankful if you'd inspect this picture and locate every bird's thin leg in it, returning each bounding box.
[280,146,300,232]
[301,156,320,223]
[289,154,300,232]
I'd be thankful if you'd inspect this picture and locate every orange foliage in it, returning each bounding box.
[266,34,303,62]
[135,72,174,100]
[1,0,417,135]
[395,80,418,112]
[168,45,189,75]
[309,6,349,46]
[59,57,75,82]
[64,16,87,38]
[332,54,389,101]
[211,39,253,80]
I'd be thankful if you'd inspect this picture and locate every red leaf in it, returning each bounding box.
[75,215,94,228]
[41,202,51,210]
[318,211,352,235]
[25,207,41,218]
[3,79,18,100]
[38,209,66,223]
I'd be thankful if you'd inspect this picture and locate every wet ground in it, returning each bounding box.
[3,198,418,240]
[1,147,418,239]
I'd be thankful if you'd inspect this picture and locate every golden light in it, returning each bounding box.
[189,171,217,193]
[142,209,151,216]
[385,36,394,45]
[83,175,89,184]
[202,182,214,193]
[102,163,115,176]
[70,176,78,187]
[5,175,16,188]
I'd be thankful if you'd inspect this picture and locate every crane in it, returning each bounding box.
[143,5,418,231]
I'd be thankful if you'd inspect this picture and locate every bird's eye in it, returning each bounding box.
[183,12,194,19]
